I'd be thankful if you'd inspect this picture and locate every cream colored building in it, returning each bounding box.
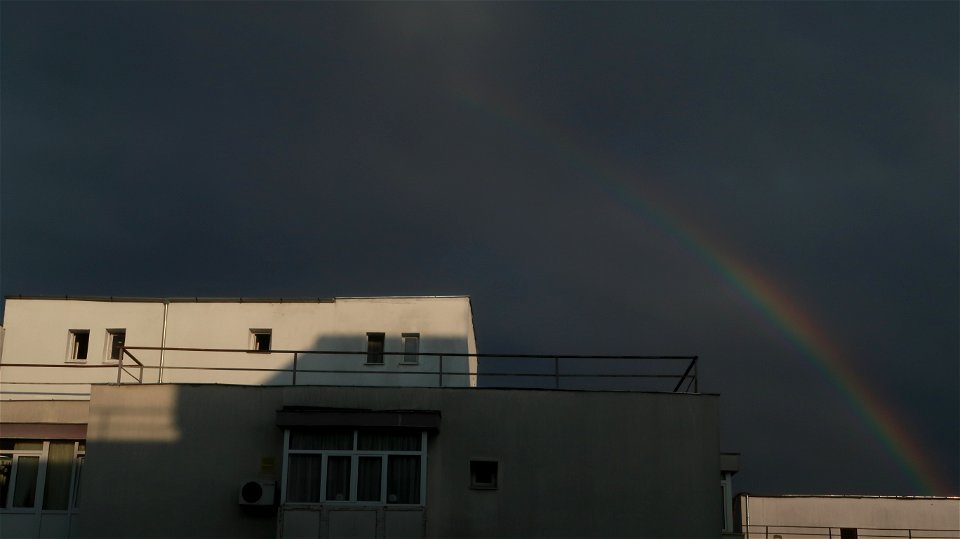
[737,494,960,539]
[0,296,479,400]
[0,295,731,539]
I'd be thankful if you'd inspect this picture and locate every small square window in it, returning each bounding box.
[106,329,126,361]
[366,333,385,364]
[250,329,272,352]
[67,330,90,361]
[470,460,498,490]
[401,333,420,364]
[840,529,858,539]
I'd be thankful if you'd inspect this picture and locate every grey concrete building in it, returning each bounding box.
[0,296,728,538]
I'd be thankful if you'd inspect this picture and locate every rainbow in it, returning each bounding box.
[452,82,948,495]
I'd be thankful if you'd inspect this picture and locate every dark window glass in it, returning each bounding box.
[470,460,498,489]
[12,456,39,508]
[0,455,11,508]
[387,455,420,504]
[286,455,322,502]
[325,456,351,501]
[0,440,42,451]
[402,334,419,364]
[109,330,126,360]
[253,332,271,351]
[366,333,385,364]
[71,331,89,360]
[42,442,74,509]
[290,430,353,450]
[358,431,420,451]
[357,457,382,502]
[73,455,84,508]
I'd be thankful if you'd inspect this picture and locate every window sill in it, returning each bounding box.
[64,360,87,364]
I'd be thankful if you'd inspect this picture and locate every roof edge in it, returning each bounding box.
[4,295,472,303]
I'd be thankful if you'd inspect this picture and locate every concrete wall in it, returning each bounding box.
[0,297,478,399]
[739,495,960,538]
[76,384,721,538]
[0,300,165,399]
[0,399,90,424]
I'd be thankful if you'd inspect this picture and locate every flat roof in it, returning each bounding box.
[4,295,471,303]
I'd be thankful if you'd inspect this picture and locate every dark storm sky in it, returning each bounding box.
[1,2,957,496]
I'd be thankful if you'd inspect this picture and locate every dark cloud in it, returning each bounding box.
[2,1,957,495]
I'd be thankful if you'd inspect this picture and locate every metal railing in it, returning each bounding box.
[0,347,699,393]
[117,346,699,392]
[743,524,960,538]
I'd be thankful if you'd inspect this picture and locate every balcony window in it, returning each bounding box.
[0,440,85,512]
[284,429,426,505]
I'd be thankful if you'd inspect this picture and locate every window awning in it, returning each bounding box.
[276,409,440,430]
[0,423,87,439]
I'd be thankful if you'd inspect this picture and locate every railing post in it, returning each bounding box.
[117,349,124,384]
[292,352,298,386]
[438,355,443,387]
[554,357,559,389]
[693,356,699,393]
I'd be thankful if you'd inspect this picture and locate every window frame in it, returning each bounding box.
[401,333,420,365]
[0,440,85,514]
[249,329,272,352]
[66,330,90,363]
[469,459,499,490]
[104,329,126,362]
[281,429,427,506]
[366,333,385,365]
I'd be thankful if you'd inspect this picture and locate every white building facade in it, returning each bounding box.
[0,296,479,400]
[0,295,729,539]
[737,494,960,539]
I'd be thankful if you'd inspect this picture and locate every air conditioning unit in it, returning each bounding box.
[238,479,276,506]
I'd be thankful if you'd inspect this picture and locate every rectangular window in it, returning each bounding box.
[72,454,84,509]
[470,460,499,489]
[401,333,420,365]
[0,440,84,512]
[284,429,426,506]
[106,329,126,361]
[357,457,382,502]
[250,329,272,352]
[840,529,858,539]
[68,330,90,361]
[325,456,351,501]
[366,333,385,364]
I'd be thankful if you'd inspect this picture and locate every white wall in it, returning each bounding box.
[0,297,478,399]
[161,298,477,386]
[0,300,165,399]
[739,495,960,538]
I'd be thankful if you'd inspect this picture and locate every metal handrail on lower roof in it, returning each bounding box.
[0,347,699,393]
